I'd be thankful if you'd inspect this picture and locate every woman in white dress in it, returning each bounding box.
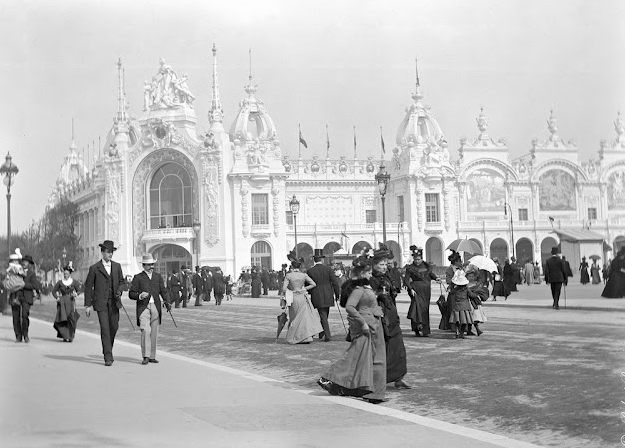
[281,258,322,344]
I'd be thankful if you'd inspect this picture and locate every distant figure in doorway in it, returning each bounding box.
[590,260,601,285]
[602,249,625,298]
[251,267,262,298]
[579,257,590,285]
[533,261,541,284]
[524,259,535,285]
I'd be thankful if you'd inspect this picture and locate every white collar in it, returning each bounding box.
[102,260,111,265]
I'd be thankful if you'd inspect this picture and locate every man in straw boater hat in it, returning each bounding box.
[307,249,341,341]
[129,254,172,365]
[544,246,568,310]
[84,240,125,366]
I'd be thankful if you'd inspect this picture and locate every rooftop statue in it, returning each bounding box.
[143,59,195,110]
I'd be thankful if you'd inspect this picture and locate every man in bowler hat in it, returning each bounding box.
[544,246,567,310]
[307,249,340,341]
[84,240,125,366]
[129,254,171,364]
[13,254,42,343]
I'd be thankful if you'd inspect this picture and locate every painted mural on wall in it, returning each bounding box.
[607,170,625,210]
[466,169,505,212]
[539,169,576,211]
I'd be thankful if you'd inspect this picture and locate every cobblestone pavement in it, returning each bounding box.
[30,285,623,448]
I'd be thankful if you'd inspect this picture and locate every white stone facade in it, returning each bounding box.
[50,53,625,278]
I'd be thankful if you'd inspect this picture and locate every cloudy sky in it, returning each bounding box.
[0,0,623,231]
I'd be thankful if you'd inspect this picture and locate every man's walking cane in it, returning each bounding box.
[167,307,178,328]
[120,302,136,331]
[563,283,567,309]
[334,298,348,335]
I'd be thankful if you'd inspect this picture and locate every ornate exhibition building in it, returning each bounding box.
[49,47,625,278]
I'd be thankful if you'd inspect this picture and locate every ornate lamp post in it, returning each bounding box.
[192,221,201,268]
[289,195,300,257]
[375,163,391,244]
[0,152,18,315]
[504,202,515,259]
[62,247,67,266]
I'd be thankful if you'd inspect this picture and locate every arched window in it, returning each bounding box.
[149,163,192,229]
[251,241,272,270]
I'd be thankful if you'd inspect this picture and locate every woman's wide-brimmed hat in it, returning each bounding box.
[141,254,157,264]
[452,270,469,286]
[9,248,22,261]
[99,240,117,252]
[448,250,461,263]
[64,261,75,273]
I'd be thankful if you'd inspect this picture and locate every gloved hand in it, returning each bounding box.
[164,302,172,312]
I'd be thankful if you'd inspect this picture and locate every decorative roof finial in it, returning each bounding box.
[244,48,257,96]
[70,118,76,150]
[547,109,558,138]
[117,57,127,122]
[209,43,224,125]
[615,111,625,144]
[415,58,420,87]
[476,107,488,134]
[411,57,424,104]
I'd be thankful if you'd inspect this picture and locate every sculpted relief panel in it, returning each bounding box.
[607,169,625,210]
[466,169,505,212]
[539,169,576,211]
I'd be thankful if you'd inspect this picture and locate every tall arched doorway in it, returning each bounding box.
[352,241,372,255]
[294,243,314,269]
[251,241,272,270]
[541,237,559,264]
[323,241,341,257]
[425,237,443,266]
[490,238,509,263]
[614,236,625,254]
[385,240,402,266]
[149,162,193,229]
[515,238,534,263]
[152,244,192,277]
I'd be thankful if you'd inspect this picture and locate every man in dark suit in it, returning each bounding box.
[84,240,125,366]
[179,265,189,308]
[192,266,204,306]
[129,254,171,365]
[168,269,182,308]
[202,268,213,302]
[307,249,340,342]
[13,255,42,343]
[260,267,270,296]
[544,246,567,310]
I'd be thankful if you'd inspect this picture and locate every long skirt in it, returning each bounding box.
[378,297,407,383]
[591,269,601,284]
[471,304,487,323]
[492,281,510,298]
[601,273,625,298]
[286,293,323,344]
[450,309,474,325]
[580,269,590,284]
[53,295,77,341]
[323,317,386,400]
[407,280,431,335]
[251,280,262,298]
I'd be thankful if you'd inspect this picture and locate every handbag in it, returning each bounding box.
[494,274,502,282]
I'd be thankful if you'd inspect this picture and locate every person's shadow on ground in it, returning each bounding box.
[45,354,139,365]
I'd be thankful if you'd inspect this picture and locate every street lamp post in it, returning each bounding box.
[504,202,515,259]
[62,247,67,267]
[192,221,201,268]
[289,195,300,258]
[0,152,18,315]
[375,163,391,244]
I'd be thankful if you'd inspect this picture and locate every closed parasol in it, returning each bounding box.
[275,311,288,342]
[467,255,498,273]
[446,238,483,255]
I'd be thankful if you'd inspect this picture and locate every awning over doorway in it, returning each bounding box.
[550,229,606,242]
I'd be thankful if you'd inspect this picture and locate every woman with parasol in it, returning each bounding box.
[279,251,321,344]
[317,256,387,403]
[52,263,80,342]
[369,244,411,390]
[491,258,510,301]
[405,246,442,337]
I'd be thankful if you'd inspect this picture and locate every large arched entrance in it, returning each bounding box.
[541,237,559,264]
[614,236,625,254]
[385,240,402,266]
[515,238,534,263]
[294,243,314,269]
[152,244,192,277]
[425,237,443,267]
[352,241,372,255]
[323,241,341,257]
[251,241,272,270]
[149,162,193,229]
[489,238,509,263]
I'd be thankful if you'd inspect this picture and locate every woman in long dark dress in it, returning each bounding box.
[213,268,225,305]
[405,247,441,337]
[318,259,387,404]
[491,258,510,301]
[369,245,410,389]
[579,257,590,285]
[440,251,462,330]
[250,267,262,298]
[503,259,517,294]
[602,249,625,298]
[590,261,601,284]
[52,264,80,342]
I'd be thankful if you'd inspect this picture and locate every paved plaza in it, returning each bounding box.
[1,281,619,447]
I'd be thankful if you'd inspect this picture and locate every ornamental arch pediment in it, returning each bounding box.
[530,159,587,183]
[599,159,625,183]
[457,158,517,182]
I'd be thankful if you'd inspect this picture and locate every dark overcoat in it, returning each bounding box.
[128,271,171,326]
[22,269,42,305]
[307,263,340,308]
[544,256,567,284]
[83,260,124,312]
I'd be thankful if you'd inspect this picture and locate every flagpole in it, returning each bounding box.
[298,123,301,159]
[353,125,357,159]
[326,123,330,159]
[380,127,384,162]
